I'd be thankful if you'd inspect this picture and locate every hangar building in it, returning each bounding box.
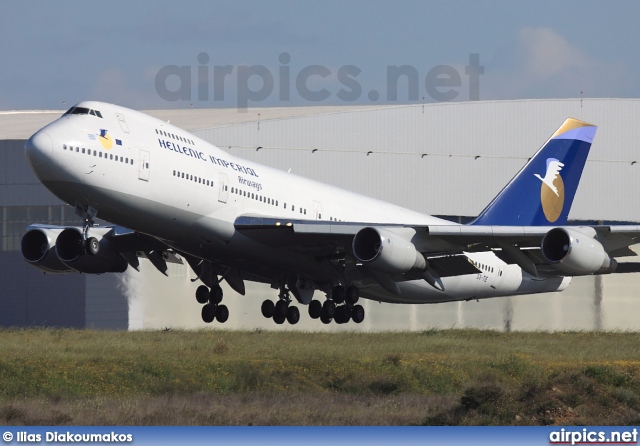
[1,98,639,331]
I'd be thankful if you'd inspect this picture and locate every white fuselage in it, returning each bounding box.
[25,101,570,304]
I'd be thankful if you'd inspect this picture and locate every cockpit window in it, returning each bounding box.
[64,107,90,115]
[63,106,103,118]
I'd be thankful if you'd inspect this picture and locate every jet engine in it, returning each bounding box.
[541,227,617,275]
[21,227,74,273]
[55,227,128,274]
[352,227,426,273]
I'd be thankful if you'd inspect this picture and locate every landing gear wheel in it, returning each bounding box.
[261,300,275,318]
[210,285,223,304]
[202,304,215,323]
[335,305,350,324]
[332,286,345,304]
[351,304,365,323]
[86,237,100,256]
[346,286,360,305]
[308,300,322,319]
[322,300,336,319]
[320,313,332,324]
[275,300,289,318]
[215,304,229,323]
[286,306,300,325]
[196,285,209,304]
[273,313,286,325]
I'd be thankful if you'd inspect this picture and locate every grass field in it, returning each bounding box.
[0,328,639,425]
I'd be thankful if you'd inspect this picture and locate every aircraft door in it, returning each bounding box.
[218,173,228,203]
[116,113,130,133]
[313,201,322,220]
[138,150,150,181]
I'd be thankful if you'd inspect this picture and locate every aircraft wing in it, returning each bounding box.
[427,224,640,252]
[235,216,640,278]
[23,224,182,276]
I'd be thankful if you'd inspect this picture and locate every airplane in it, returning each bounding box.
[21,101,640,326]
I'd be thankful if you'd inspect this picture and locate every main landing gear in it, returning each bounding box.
[196,283,229,324]
[261,286,300,325]
[308,285,365,325]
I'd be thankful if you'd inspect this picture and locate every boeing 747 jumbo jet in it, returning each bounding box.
[21,101,640,325]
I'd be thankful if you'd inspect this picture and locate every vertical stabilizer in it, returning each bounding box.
[471,118,596,226]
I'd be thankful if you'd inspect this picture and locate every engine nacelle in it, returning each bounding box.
[352,227,426,274]
[21,227,75,273]
[55,227,128,274]
[541,227,617,275]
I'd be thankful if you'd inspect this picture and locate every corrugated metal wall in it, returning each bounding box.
[194,99,640,222]
[126,98,638,332]
[0,140,129,329]
[2,100,639,331]
[0,140,58,206]
[0,252,85,328]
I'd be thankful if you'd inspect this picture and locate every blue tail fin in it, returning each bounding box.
[471,118,597,226]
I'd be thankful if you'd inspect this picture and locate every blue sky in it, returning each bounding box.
[1,0,638,110]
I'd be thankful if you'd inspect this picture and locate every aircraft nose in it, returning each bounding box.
[25,130,53,167]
